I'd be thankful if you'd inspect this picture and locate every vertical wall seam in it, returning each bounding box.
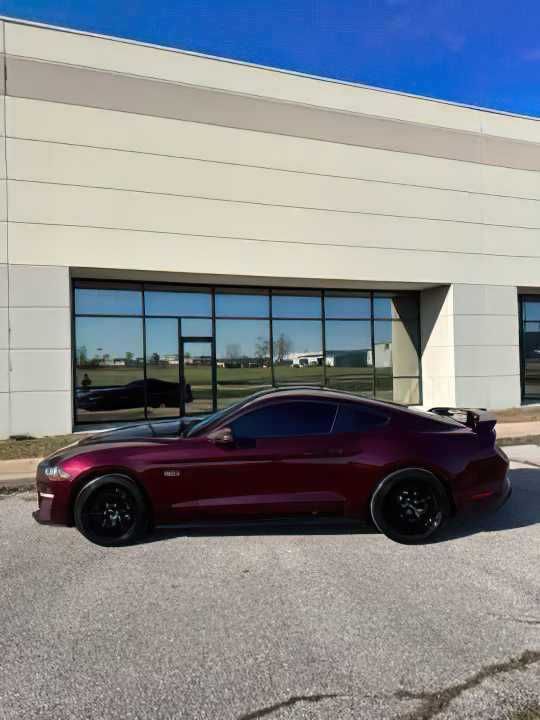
[3,21,11,435]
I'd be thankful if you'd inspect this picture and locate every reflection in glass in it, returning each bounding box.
[373,294,418,320]
[271,293,322,318]
[181,318,213,337]
[324,293,371,319]
[384,377,420,405]
[523,321,540,398]
[75,288,142,316]
[325,321,373,395]
[523,300,540,322]
[272,320,323,386]
[145,291,211,317]
[145,319,180,419]
[75,317,145,422]
[374,320,420,402]
[183,341,214,414]
[216,320,272,408]
[216,292,269,318]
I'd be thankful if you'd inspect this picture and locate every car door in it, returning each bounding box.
[324,402,391,517]
[183,399,342,518]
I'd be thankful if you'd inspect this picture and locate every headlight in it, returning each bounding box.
[42,465,71,480]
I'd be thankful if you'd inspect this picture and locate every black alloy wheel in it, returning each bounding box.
[370,470,448,544]
[74,475,148,546]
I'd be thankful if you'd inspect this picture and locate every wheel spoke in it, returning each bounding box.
[81,484,137,539]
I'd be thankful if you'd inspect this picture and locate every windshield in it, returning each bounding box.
[185,394,263,437]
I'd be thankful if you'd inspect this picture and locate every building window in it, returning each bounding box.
[216,319,272,408]
[520,296,540,402]
[75,316,145,423]
[73,282,422,424]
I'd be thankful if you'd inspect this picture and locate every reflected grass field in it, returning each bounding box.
[75,365,401,418]
[77,365,383,395]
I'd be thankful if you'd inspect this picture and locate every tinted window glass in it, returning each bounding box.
[324,294,371,319]
[145,291,211,317]
[523,299,540,322]
[181,318,213,337]
[216,319,272,409]
[231,401,337,439]
[373,294,418,320]
[272,319,323,386]
[215,293,269,318]
[145,318,179,419]
[333,404,387,433]
[272,294,322,318]
[75,288,142,315]
[75,317,145,422]
[325,320,373,395]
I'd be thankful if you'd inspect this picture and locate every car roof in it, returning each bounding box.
[241,386,399,413]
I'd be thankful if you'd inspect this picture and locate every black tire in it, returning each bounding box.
[370,469,449,545]
[74,475,148,547]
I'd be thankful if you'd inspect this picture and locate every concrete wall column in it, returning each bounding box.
[0,262,8,438]
[421,284,521,410]
[8,264,72,436]
[452,284,520,409]
[420,285,456,409]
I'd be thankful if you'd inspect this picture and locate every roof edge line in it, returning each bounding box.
[0,13,538,123]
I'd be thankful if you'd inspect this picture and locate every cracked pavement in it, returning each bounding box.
[1,451,539,720]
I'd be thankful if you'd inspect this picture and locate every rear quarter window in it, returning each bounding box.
[332,404,389,434]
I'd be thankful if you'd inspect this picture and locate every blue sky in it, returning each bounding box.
[0,0,538,117]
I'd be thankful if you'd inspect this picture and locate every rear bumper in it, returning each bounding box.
[458,472,512,515]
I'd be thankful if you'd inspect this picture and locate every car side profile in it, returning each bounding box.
[34,387,511,546]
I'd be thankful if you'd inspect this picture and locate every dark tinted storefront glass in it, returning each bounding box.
[75,317,145,422]
[75,288,142,315]
[374,320,420,401]
[373,294,418,320]
[522,320,540,398]
[271,293,322,318]
[145,319,180,419]
[325,320,373,395]
[145,290,211,317]
[523,299,540,322]
[272,319,323,386]
[215,292,269,318]
[324,293,371,319]
[181,318,213,337]
[73,284,422,426]
[216,319,272,408]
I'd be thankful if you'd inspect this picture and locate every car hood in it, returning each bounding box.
[42,418,204,467]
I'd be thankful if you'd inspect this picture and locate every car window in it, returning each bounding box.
[231,401,338,440]
[332,403,388,434]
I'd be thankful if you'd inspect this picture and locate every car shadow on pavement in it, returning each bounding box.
[437,466,540,542]
[146,466,540,545]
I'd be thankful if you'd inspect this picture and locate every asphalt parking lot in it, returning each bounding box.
[1,452,539,720]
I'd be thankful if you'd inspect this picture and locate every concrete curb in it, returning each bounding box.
[0,458,41,491]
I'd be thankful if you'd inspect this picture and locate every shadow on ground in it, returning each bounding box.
[146,466,540,545]
[437,466,540,542]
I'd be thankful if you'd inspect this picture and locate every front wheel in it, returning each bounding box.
[74,475,148,547]
[370,470,449,544]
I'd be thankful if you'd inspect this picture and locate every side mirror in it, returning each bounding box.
[208,426,235,447]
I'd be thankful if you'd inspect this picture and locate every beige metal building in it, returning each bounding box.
[1,17,539,437]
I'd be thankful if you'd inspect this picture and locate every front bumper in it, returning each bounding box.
[34,475,72,525]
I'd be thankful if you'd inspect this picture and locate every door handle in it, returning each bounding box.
[326,448,344,457]
[301,448,344,458]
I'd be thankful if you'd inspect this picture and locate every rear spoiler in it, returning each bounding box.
[429,407,497,434]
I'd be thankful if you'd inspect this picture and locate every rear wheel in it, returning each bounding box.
[370,470,448,544]
[74,475,148,547]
